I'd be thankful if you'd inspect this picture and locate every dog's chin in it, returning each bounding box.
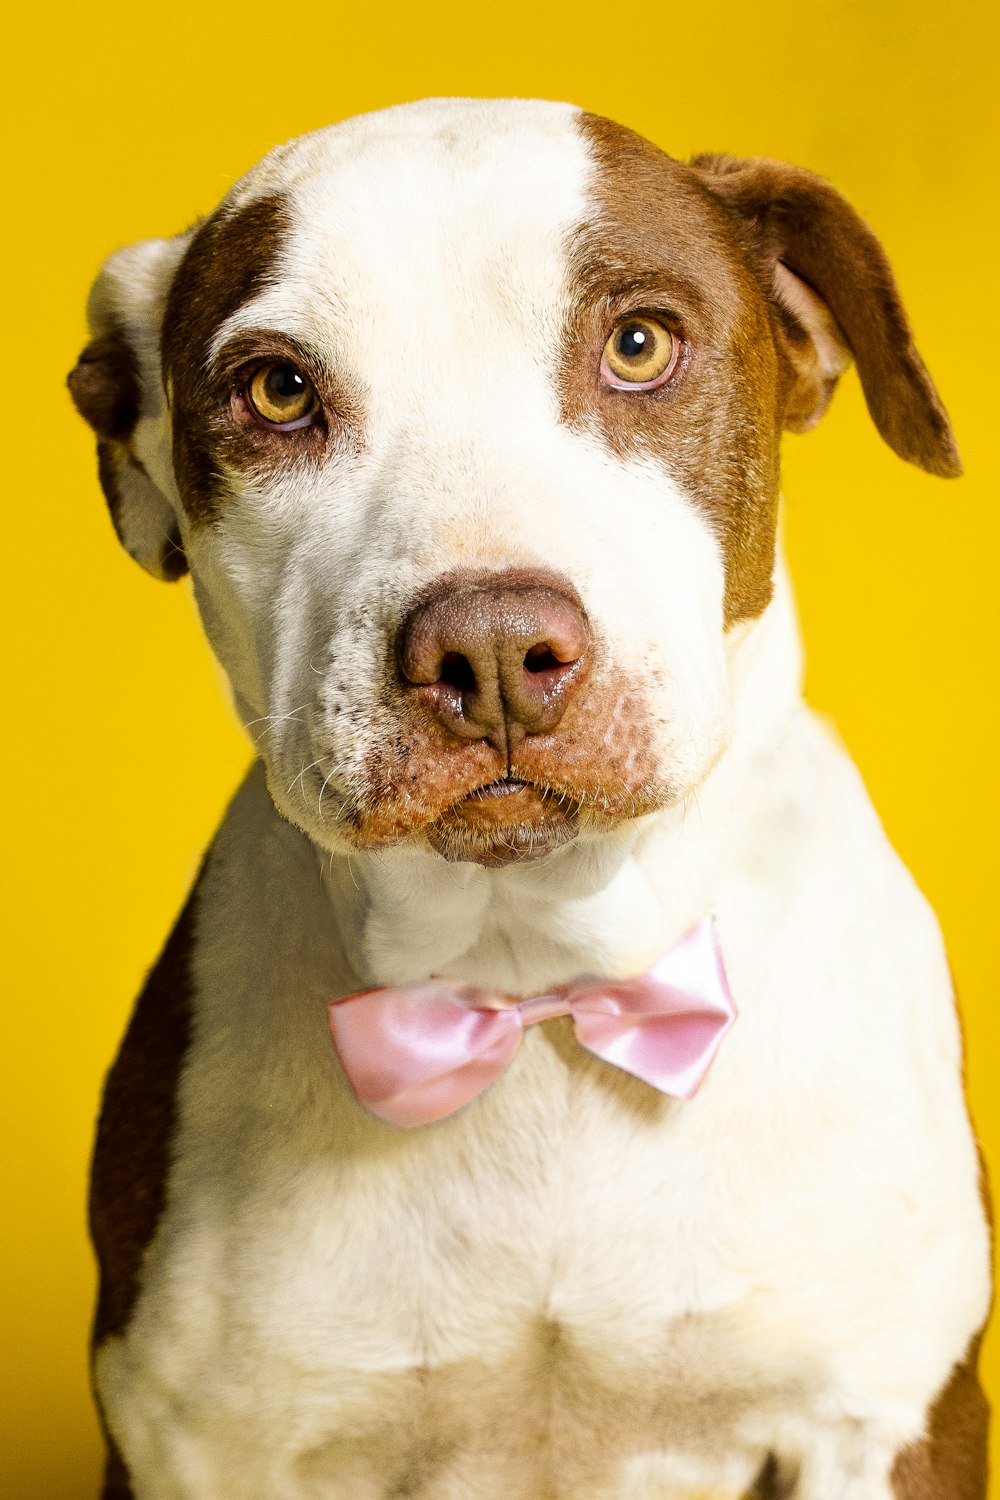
[425,780,581,868]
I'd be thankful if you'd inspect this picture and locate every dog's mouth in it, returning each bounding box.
[328,677,673,864]
[465,777,531,801]
[425,777,581,867]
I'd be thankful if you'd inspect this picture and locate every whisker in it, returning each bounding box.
[318,760,347,820]
[243,706,307,746]
[286,756,329,802]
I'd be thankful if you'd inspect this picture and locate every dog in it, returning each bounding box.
[68,97,991,1499]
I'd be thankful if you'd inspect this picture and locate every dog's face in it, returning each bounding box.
[69,99,958,869]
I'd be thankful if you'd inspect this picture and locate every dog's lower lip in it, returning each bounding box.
[466,778,530,801]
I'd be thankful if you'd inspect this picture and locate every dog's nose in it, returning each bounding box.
[398,573,590,754]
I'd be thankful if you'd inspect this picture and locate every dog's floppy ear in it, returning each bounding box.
[691,154,961,478]
[68,234,194,579]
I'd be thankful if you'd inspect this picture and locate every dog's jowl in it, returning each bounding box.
[69,99,990,1500]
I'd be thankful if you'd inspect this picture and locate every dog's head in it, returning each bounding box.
[69,99,959,869]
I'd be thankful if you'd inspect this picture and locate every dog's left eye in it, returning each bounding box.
[600,317,679,391]
[245,364,317,429]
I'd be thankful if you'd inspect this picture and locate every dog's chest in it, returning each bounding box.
[98,1008,949,1500]
[107,1031,815,1499]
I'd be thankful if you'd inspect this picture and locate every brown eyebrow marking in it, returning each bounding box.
[161,194,293,524]
[562,113,785,628]
[575,272,716,332]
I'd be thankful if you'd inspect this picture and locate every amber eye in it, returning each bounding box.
[601,317,678,389]
[246,363,317,427]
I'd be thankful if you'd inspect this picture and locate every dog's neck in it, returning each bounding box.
[316,560,804,996]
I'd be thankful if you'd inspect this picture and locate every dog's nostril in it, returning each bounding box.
[439,652,477,691]
[523,644,563,674]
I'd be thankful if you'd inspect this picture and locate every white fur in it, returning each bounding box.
[88,100,989,1498]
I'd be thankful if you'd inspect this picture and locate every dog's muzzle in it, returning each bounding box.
[326,568,666,868]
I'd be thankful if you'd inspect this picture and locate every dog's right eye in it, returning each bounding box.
[245,364,317,429]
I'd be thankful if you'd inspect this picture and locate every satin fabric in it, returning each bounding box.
[327,915,736,1128]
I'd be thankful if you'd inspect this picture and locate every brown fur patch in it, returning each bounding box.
[689,153,961,479]
[90,869,203,1495]
[889,990,993,1496]
[511,674,664,818]
[353,717,502,846]
[95,440,188,581]
[67,334,142,442]
[96,440,130,541]
[69,334,188,579]
[567,118,961,627]
[161,195,367,526]
[161,195,293,524]
[890,1333,989,1498]
[99,1442,135,1500]
[567,114,785,628]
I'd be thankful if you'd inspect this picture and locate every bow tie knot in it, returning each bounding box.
[327,916,735,1128]
[507,990,581,1026]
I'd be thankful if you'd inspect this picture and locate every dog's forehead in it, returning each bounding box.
[239,96,585,191]
[197,100,746,371]
[209,100,591,364]
[238,96,590,216]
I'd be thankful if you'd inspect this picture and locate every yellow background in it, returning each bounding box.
[2,0,997,1493]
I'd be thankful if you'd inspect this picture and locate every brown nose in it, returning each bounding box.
[397,572,590,755]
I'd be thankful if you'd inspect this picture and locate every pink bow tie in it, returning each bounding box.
[327,916,735,1128]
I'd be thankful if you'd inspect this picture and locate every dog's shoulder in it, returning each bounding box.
[90,862,203,1351]
[89,762,319,1348]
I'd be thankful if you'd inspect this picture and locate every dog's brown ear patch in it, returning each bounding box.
[68,328,188,581]
[95,440,188,583]
[691,153,961,478]
[68,333,142,443]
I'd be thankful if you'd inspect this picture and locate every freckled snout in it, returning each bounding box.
[397,571,590,755]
